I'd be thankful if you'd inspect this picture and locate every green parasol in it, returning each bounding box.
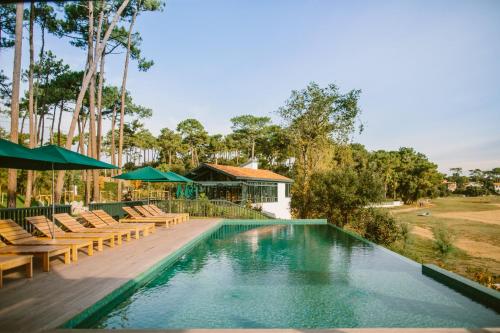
[113,167,193,204]
[27,145,118,239]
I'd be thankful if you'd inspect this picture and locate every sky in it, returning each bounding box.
[1,0,499,173]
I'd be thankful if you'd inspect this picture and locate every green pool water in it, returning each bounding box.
[87,224,500,329]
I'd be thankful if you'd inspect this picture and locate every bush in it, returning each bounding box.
[465,267,497,289]
[432,224,455,256]
[400,222,413,247]
[351,208,401,245]
[463,186,488,197]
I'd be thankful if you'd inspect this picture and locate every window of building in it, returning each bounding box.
[246,182,278,203]
[285,183,291,198]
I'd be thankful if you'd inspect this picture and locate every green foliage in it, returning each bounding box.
[176,119,208,166]
[104,181,118,193]
[230,114,271,158]
[0,4,16,48]
[462,185,488,197]
[449,167,500,195]
[309,166,384,226]
[400,222,413,247]
[277,82,362,218]
[351,208,402,246]
[432,224,455,256]
[0,70,11,114]
[369,147,444,204]
[157,128,184,165]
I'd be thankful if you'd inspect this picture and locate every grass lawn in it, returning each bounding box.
[388,196,500,288]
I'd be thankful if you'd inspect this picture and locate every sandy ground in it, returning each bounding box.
[435,210,500,226]
[412,226,434,239]
[455,239,500,261]
[390,206,422,213]
[411,226,500,261]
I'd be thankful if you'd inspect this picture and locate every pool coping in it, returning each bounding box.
[62,219,500,329]
[422,264,500,312]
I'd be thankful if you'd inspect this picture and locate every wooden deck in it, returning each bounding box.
[0,218,221,333]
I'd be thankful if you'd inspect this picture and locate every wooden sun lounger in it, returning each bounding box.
[79,212,134,241]
[0,219,93,262]
[26,216,115,251]
[145,204,189,223]
[92,210,154,237]
[0,254,33,288]
[142,205,181,224]
[0,240,70,272]
[121,206,174,227]
[56,213,129,245]
[135,205,180,224]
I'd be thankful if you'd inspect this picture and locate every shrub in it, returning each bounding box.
[466,267,497,289]
[400,222,413,247]
[463,186,488,197]
[432,224,455,256]
[352,208,401,245]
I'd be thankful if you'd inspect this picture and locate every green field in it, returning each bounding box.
[388,196,500,288]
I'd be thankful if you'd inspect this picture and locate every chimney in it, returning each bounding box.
[241,158,259,170]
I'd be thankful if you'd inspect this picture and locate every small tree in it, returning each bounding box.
[277,82,362,218]
[432,224,455,256]
[309,166,384,227]
[355,208,401,246]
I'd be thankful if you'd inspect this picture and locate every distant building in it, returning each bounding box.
[494,182,500,193]
[187,160,293,219]
[465,181,483,188]
[443,180,457,192]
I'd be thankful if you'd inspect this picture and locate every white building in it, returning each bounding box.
[187,160,293,219]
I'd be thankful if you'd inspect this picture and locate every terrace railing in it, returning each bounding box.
[88,200,149,219]
[0,198,271,233]
[155,199,272,220]
[0,204,71,232]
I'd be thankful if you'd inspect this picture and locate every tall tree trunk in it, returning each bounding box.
[117,4,138,201]
[20,111,27,136]
[40,114,45,145]
[57,100,64,146]
[7,2,24,208]
[50,105,56,144]
[25,0,36,207]
[251,139,255,159]
[110,105,117,175]
[96,51,105,160]
[77,117,84,154]
[36,112,43,144]
[54,0,130,203]
[87,1,101,202]
[96,10,108,162]
[92,3,105,202]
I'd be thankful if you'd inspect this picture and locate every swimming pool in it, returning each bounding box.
[77,223,500,329]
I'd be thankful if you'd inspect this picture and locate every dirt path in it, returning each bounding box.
[411,226,500,261]
[412,226,434,239]
[435,210,500,226]
[391,206,422,213]
[455,239,500,261]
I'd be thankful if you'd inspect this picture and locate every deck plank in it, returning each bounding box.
[0,218,221,333]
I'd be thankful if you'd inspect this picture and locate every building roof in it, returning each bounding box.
[202,163,293,183]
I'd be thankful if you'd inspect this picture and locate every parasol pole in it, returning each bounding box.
[51,164,56,239]
[148,182,150,204]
